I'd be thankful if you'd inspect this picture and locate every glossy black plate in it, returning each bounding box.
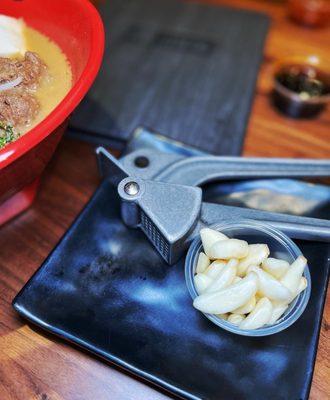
[13,178,330,400]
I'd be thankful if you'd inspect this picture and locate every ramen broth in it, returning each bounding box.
[23,25,72,132]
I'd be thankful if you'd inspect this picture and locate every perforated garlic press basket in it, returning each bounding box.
[97,146,330,264]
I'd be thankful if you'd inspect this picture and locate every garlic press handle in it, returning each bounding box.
[201,202,330,243]
[155,156,330,186]
[101,147,330,186]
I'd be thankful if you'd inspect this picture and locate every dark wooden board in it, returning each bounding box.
[69,0,269,154]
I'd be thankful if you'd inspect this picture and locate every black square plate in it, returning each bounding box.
[13,178,330,400]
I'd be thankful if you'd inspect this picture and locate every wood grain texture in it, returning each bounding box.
[0,0,329,399]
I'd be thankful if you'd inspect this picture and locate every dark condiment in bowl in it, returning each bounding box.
[273,63,330,118]
[276,64,330,97]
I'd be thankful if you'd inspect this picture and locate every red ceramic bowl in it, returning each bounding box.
[0,0,104,225]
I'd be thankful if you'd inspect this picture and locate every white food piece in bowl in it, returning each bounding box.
[280,255,307,295]
[268,277,308,324]
[193,272,258,314]
[0,15,26,57]
[204,260,227,279]
[227,313,245,325]
[248,265,292,302]
[262,257,290,279]
[237,244,270,276]
[194,273,212,294]
[233,295,256,314]
[296,277,307,296]
[287,276,308,302]
[196,252,210,274]
[239,298,273,330]
[205,259,238,293]
[208,239,249,260]
[200,228,228,257]
[268,301,289,325]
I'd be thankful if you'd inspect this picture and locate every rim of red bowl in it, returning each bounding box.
[0,0,105,169]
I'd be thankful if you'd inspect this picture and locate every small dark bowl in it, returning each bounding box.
[272,56,330,119]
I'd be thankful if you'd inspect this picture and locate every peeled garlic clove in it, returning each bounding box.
[248,266,292,302]
[233,295,256,314]
[205,259,238,293]
[227,313,245,325]
[194,273,212,294]
[193,272,258,314]
[204,260,227,279]
[297,276,307,295]
[233,276,242,283]
[208,239,249,260]
[262,257,290,279]
[196,252,210,274]
[217,313,228,320]
[280,256,307,295]
[200,228,228,256]
[237,244,270,276]
[289,276,308,302]
[240,297,273,330]
[268,301,288,325]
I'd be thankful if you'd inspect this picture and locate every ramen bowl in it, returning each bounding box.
[0,0,104,225]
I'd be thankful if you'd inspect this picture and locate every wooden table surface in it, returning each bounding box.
[0,0,329,399]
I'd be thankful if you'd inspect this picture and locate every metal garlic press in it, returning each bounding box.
[97,146,330,265]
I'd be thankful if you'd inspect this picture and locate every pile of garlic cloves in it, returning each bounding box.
[193,228,308,330]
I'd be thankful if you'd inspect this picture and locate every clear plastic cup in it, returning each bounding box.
[185,220,311,337]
